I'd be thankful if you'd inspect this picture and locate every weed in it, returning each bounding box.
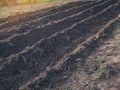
[117,41,120,46]
[88,55,107,63]
[94,63,106,80]
[64,87,68,90]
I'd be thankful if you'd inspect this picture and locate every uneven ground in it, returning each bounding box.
[42,19,120,90]
[0,0,81,19]
[0,0,120,90]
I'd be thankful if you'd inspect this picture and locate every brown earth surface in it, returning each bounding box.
[0,0,120,90]
[0,0,82,19]
[42,19,120,90]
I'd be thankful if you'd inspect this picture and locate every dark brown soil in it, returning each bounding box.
[0,0,120,90]
[0,0,114,58]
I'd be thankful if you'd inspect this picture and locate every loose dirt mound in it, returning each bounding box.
[0,0,120,90]
[43,20,120,90]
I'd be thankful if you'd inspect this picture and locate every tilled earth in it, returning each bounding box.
[0,0,120,90]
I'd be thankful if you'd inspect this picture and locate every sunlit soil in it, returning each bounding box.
[0,0,80,19]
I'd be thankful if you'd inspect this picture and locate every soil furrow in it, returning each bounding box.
[0,0,108,41]
[0,0,93,31]
[24,14,120,90]
[0,0,91,25]
[0,0,116,58]
[0,0,104,37]
[0,2,119,89]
